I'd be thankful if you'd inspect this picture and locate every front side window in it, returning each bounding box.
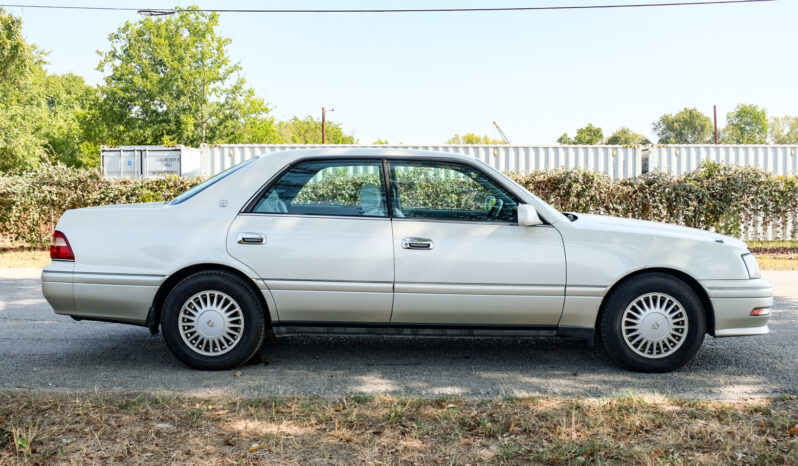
[389,161,518,222]
[252,159,387,217]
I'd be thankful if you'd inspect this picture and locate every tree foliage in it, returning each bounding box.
[277,116,356,144]
[557,124,603,145]
[770,116,798,144]
[43,73,96,166]
[720,104,768,144]
[446,133,505,145]
[0,9,48,172]
[92,6,278,149]
[652,108,713,144]
[0,10,97,172]
[605,127,651,145]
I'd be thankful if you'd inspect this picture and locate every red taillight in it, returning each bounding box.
[50,231,75,261]
[750,308,770,316]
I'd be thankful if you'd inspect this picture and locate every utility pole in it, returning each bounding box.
[713,105,718,144]
[321,107,334,144]
[321,107,327,144]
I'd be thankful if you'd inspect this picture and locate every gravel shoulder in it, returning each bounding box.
[0,269,795,399]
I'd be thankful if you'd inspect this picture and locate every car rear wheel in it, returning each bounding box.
[162,270,266,370]
[599,273,706,372]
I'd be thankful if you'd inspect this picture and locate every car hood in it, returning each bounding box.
[570,214,748,249]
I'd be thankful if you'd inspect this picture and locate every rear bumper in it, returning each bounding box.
[701,278,773,337]
[41,267,163,325]
[41,269,76,316]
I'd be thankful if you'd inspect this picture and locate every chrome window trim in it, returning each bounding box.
[239,155,547,223]
[237,212,391,222]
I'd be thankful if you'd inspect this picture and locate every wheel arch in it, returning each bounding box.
[146,263,270,334]
[594,267,716,338]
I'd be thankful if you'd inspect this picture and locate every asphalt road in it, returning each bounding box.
[1,269,795,400]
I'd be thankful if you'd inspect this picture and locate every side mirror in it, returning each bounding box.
[518,204,544,226]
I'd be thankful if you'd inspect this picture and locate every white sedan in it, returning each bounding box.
[42,149,772,372]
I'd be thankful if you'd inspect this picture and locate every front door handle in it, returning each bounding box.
[402,237,434,250]
[237,232,266,245]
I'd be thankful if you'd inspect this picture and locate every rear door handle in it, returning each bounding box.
[237,232,266,245]
[402,237,434,250]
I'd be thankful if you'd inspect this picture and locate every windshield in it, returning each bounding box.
[472,158,554,208]
[169,158,257,205]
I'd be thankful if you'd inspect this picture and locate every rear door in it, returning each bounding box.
[228,158,394,323]
[388,159,566,326]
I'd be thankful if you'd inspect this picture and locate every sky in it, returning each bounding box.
[4,0,797,145]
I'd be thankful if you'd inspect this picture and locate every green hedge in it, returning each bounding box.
[0,164,203,246]
[507,161,798,237]
[1,161,797,247]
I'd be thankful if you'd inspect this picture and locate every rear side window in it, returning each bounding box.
[252,159,388,218]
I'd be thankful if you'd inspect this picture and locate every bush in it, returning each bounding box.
[1,161,797,247]
[507,161,798,238]
[0,164,203,246]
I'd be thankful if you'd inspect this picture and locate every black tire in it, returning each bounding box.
[161,270,267,370]
[599,273,706,373]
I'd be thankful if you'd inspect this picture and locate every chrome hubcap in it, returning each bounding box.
[178,291,244,356]
[621,292,688,359]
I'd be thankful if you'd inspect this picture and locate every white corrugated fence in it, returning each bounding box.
[200,144,643,179]
[648,145,798,176]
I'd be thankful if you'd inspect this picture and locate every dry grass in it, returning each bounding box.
[0,239,49,269]
[0,249,49,269]
[756,255,798,271]
[0,392,795,464]
[748,241,798,271]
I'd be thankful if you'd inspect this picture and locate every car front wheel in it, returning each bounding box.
[162,270,266,370]
[599,273,706,372]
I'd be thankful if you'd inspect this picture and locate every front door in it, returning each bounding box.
[228,158,394,323]
[388,160,566,326]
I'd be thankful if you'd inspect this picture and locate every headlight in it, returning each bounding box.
[742,253,761,279]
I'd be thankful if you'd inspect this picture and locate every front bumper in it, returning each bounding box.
[701,278,773,337]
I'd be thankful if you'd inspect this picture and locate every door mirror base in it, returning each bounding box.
[518,204,544,226]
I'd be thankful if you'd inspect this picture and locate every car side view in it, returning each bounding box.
[41,149,773,372]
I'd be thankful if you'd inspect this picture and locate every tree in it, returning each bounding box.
[277,116,356,144]
[446,133,505,144]
[605,127,651,145]
[652,108,713,144]
[43,73,96,166]
[720,104,768,144]
[372,139,390,144]
[93,6,277,147]
[557,124,603,145]
[556,133,574,145]
[0,9,98,171]
[0,9,48,172]
[770,116,798,144]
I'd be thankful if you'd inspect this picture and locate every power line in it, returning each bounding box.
[0,0,777,15]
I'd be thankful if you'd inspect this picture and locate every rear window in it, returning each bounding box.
[169,158,256,205]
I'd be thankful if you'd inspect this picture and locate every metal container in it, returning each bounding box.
[200,144,643,179]
[101,145,202,178]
